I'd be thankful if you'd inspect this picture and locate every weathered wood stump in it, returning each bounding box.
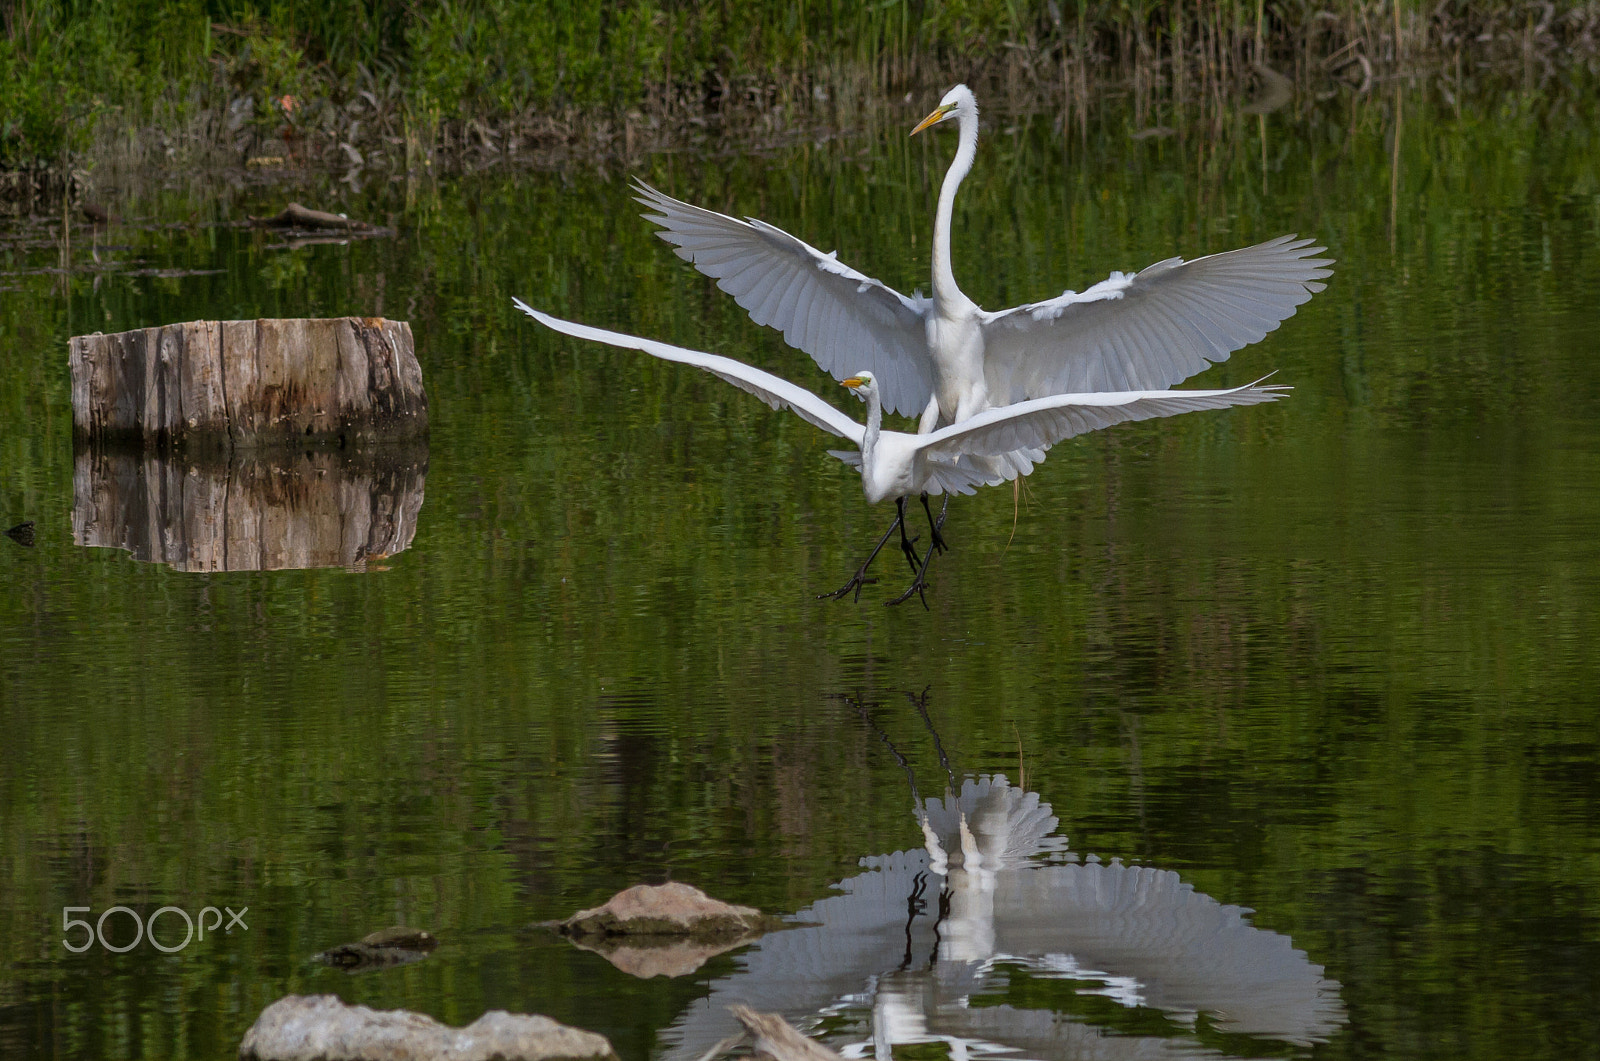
[72,446,425,572]
[69,317,426,449]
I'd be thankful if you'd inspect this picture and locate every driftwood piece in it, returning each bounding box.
[313,927,439,973]
[69,317,426,448]
[72,446,425,572]
[729,1007,845,1061]
[248,202,381,232]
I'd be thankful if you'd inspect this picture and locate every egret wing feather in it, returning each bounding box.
[981,235,1332,397]
[922,456,1000,497]
[634,179,935,417]
[826,449,862,468]
[917,382,1290,461]
[515,301,865,446]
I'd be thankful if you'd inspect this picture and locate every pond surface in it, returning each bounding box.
[2,76,1599,1060]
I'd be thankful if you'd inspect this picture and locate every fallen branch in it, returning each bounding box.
[729,1007,844,1061]
[248,201,380,232]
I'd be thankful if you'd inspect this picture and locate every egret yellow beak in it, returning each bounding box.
[910,103,955,136]
[842,377,865,389]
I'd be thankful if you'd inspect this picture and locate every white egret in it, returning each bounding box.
[635,84,1328,562]
[635,84,1332,431]
[514,300,1288,607]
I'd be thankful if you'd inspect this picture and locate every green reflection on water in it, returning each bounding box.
[2,79,1599,1059]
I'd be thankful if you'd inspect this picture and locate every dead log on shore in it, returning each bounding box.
[70,317,426,448]
[72,445,425,572]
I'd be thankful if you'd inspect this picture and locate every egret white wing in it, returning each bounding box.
[920,454,1004,497]
[516,301,865,445]
[917,381,1290,461]
[980,236,1332,396]
[634,179,935,418]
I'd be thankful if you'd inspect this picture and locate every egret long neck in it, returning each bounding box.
[861,387,883,463]
[931,110,978,308]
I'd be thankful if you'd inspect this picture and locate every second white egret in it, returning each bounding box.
[515,300,1289,607]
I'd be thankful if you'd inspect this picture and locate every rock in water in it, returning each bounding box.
[237,995,617,1061]
[558,882,775,940]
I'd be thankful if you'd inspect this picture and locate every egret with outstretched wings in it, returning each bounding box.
[635,85,1330,437]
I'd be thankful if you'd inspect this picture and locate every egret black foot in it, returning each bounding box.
[886,572,931,610]
[818,569,879,603]
[822,497,922,605]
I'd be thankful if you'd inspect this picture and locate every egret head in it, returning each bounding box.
[911,84,975,136]
[841,371,877,402]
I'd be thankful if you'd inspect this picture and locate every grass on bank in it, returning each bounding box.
[2,0,1598,174]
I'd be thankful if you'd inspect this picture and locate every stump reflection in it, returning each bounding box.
[73,447,426,572]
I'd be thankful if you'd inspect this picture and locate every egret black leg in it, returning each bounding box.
[819,500,908,603]
[889,496,951,610]
[895,497,924,574]
[887,536,938,610]
[920,493,949,555]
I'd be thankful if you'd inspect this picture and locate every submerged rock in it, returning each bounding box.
[558,882,778,941]
[313,926,438,972]
[238,994,617,1061]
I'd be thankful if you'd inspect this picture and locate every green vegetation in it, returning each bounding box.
[2,52,1600,1060]
[2,1,1597,170]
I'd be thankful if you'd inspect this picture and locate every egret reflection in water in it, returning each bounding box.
[659,729,1344,1061]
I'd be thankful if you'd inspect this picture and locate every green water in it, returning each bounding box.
[2,78,1599,1059]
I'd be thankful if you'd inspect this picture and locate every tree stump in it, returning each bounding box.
[72,447,426,572]
[69,317,426,449]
